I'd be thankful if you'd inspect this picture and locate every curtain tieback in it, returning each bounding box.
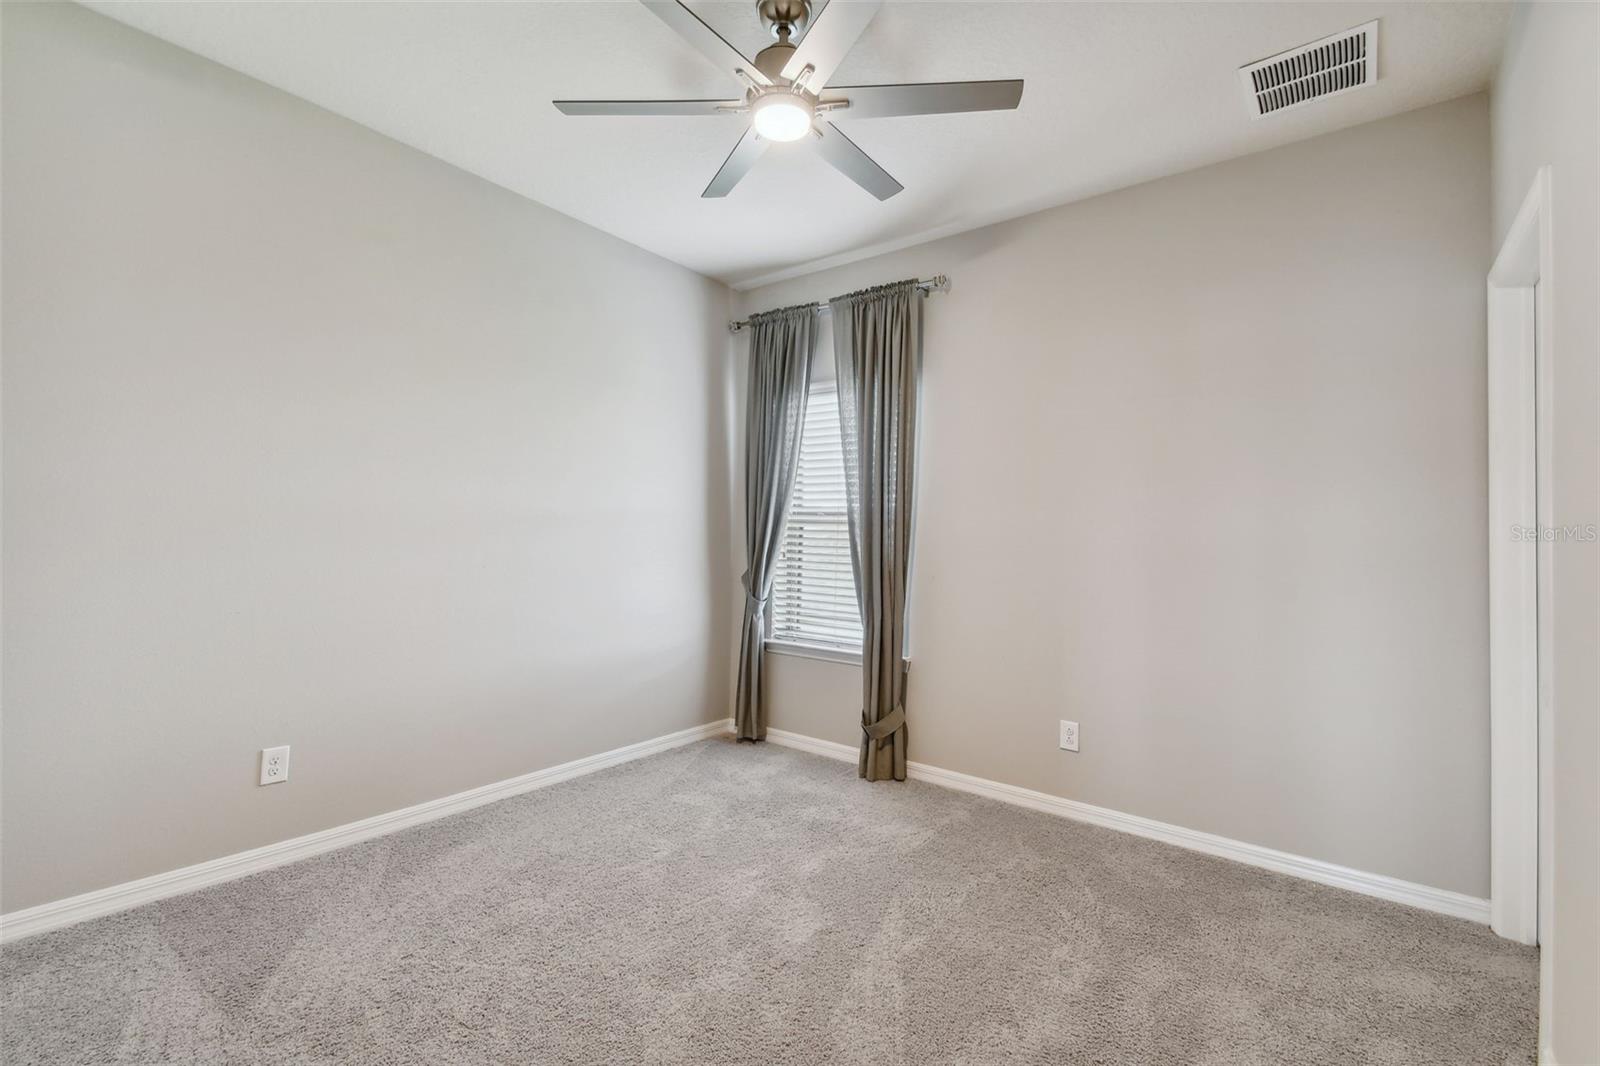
[862,704,906,741]
[739,570,768,617]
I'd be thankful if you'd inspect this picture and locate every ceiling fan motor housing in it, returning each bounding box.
[753,42,798,82]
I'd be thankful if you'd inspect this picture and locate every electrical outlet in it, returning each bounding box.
[260,745,291,785]
[1059,721,1079,752]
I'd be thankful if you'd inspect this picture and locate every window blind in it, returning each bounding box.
[770,384,863,652]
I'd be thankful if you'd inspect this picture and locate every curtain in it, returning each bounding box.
[734,305,818,741]
[830,280,922,782]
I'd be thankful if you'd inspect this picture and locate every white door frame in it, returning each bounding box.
[1486,166,1552,967]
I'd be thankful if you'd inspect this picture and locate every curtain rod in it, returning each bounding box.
[727,275,951,334]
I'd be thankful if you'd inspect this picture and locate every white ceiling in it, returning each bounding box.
[83,1,1510,287]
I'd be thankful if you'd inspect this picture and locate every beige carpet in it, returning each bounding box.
[0,737,1537,1064]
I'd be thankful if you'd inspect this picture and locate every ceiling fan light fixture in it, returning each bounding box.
[751,92,814,142]
[553,0,1024,198]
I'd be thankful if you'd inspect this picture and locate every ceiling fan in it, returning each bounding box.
[554,0,1023,200]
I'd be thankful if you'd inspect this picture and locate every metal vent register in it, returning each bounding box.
[1240,21,1378,118]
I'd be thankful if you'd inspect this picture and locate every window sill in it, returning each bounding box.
[764,640,862,666]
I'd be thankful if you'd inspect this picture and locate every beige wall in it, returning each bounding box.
[0,2,735,912]
[1491,4,1600,1062]
[738,95,1495,898]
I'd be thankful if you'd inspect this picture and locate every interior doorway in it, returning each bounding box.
[1485,166,1552,1041]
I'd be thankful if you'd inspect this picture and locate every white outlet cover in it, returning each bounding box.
[260,745,291,785]
[1059,721,1079,753]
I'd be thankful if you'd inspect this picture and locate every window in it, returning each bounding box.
[769,382,862,655]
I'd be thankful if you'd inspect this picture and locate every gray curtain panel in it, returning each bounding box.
[734,305,817,741]
[830,280,922,782]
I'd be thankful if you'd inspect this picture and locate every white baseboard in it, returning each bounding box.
[0,718,733,944]
[2,718,1492,943]
[764,727,1491,925]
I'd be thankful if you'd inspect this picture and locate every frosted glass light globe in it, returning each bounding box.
[751,93,814,142]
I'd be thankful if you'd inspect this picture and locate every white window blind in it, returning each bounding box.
[770,384,863,652]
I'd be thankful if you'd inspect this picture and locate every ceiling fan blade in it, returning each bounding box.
[811,121,902,200]
[822,79,1024,119]
[554,99,743,117]
[703,127,771,198]
[639,1,772,87]
[780,0,881,88]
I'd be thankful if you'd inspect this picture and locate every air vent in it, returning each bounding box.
[1240,21,1378,118]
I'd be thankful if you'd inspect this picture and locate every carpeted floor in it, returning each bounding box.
[1,737,1538,1065]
